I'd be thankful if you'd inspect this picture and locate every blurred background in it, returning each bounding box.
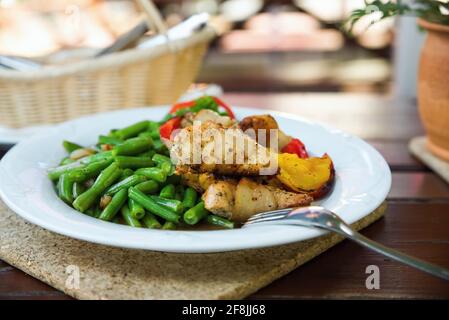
[0,0,423,96]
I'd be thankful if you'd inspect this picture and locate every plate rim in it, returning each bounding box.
[0,106,391,253]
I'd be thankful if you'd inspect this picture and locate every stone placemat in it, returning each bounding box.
[409,136,449,184]
[0,199,386,300]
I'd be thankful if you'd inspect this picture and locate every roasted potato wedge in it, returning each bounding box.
[239,114,292,149]
[202,177,313,222]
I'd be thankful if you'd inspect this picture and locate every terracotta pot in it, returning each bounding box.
[418,19,449,161]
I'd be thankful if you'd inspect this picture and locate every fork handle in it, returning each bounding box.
[332,224,449,281]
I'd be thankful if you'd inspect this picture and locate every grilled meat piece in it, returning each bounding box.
[180,171,218,193]
[171,122,278,176]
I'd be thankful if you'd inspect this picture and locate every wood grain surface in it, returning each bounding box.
[1,93,448,299]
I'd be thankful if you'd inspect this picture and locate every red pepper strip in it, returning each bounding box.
[281,138,309,159]
[212,97,235,119]
[168,101,195,114]
[159,117,181,140]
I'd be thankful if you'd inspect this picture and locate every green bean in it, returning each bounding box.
[85,205,102,218]
[57,174,74,205]
[114,156,154,169]
[72,182,86,199]
[98,135,123,146]
[66,158,113,183]
[47,152,114,182]
[191,96,219,113]
[113,120,150,140]
[135,167,166,183]
[149,130,160,140]
[99,188,128,221]
[182,187,198,209]
[139,121,160,139]
[63,140,83,153]
[93,205,102,218]
[174,108,191,117]
[170,97,217,119]
[80,151,113,165]
[152,139,169,155]
[48,161,84,181]
[138,150,156,158]
[48,151,131,181]
[120,168,134,180]
[48,152,113,181]
[150,195,184,214]
[175,185,185,201]
[159,162,174,176]
[128,198,145,220]
[85,207,96,217]
[162,221,176,230]
[105,174,147,195]
[206,214,234,229]
[128,187,179,223]
[160,184,175,199]
[134,180,159,194]
[60,157,74,166]
[121,205,142,227]
[142,212,161,229]
[183,201,208,225]
[138,131,153,139]
[112,137,153,156]
[73,162,122,212]
[147,121,160,133]
[152,153,171,166]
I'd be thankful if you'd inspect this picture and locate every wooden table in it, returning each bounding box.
[1,93,449,299]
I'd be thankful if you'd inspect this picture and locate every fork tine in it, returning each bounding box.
[246,212,288,224]
[247,208,293,222]
[243,213,288,227]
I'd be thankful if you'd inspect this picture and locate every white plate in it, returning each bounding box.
[0,107,391,253]
[0,125,53,145]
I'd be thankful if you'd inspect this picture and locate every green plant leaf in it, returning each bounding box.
[343,0,449,35]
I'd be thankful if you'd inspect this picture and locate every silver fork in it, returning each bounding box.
[243,206,449,281]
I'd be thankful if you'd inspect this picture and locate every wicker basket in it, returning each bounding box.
[0,25,215,128]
